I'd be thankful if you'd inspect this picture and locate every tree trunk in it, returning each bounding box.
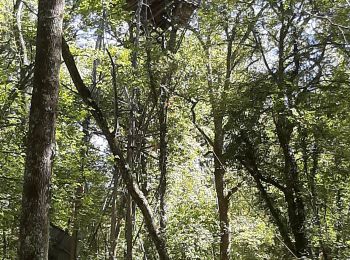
[158,85,168,233]
[275,116,309,257]
[0,0,31,121]
[18,0,64,259]
[109,173,124,260]
[213,116,230,260]
[125,193,133,260]
[14,0,28,67]
[70,117,90,259]
[125,88,137,260]
[108,47,122,260]
[70,185,83,260]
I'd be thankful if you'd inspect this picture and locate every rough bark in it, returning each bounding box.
[18,0,64,259]
[62,39,169,260]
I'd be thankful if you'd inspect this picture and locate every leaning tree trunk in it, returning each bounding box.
[62,39,170,260]
[18,0,64,259]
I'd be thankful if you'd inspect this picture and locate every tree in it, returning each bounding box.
[18,0,64,258]
[189,1,265,258]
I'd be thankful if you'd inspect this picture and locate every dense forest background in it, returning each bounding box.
[1,0,350,259]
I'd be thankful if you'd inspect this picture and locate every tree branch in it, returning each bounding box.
[62,38,170,260]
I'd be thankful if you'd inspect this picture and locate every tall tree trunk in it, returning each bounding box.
[108,49,122,260]
[124,6,141,257]
[158,26,177,236]
[273,4,309,255]
[70,117,90,259]
[109,182,118,260]
[205,38,232,259]
[213,115,230,260]
[18,0,64,259]
[125,89,137,260]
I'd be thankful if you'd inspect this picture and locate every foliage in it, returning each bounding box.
[1,0,350,259]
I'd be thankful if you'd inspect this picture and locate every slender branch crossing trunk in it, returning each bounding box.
[62,39,170,260]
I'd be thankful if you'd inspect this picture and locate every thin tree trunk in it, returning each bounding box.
[124,5,141,257]
[157,26,177,236]
[18,0,64,259]
[0,0,31,121]
[213,115,230,260]
[109,179,118,260]
[70,185,83,260]
[205,40,232,259]
[70,117,90,259]
[109,172,124,260]
[125,193,133,260]
[125,89,137,260]
[14,0,29,67]
[158,85,168,233]
[108,49,122,260]
[236,133,296,255]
